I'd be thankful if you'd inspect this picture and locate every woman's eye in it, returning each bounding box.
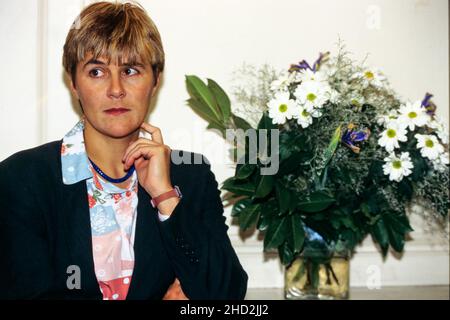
[89,69,104,77]
[124,68,139,76]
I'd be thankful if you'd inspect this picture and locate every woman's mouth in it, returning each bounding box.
[104,108,130,116]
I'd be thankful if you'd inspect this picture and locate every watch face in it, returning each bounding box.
[175,185,182,198]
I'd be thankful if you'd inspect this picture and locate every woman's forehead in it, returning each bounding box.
[80,52,148,66]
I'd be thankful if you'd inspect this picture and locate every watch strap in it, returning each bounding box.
[150,185,182,208]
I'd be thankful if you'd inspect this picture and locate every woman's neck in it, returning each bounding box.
[83,121,139,179]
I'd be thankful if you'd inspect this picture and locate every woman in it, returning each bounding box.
[0,1,247,300]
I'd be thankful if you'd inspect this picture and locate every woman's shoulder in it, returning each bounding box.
[0,140,62,178]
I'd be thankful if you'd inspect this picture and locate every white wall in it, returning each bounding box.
[0,0,448,288]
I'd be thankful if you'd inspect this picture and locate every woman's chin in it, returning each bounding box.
[102,124,139,139]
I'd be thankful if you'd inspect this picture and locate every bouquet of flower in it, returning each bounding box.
[185,43,449,293]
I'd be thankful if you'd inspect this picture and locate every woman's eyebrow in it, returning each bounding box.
[82,59,146,69]
[121,62,146,69]
[83,59,106,69]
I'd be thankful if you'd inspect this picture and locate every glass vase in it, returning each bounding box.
[284,250,350,300]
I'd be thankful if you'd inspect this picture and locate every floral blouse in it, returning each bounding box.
[61,120,168,300]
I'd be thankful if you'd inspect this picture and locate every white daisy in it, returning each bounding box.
[270,72,296,92]
[267,91,296,125]
[383,152,414,182]
[293,106,313,128]
[433,152,449,173]
[415,134,444,160]
[354,68,386,88]
[397,101,430,131]
[377,110,399,127]
[348,92,365,108]
[428,119,449,144]
[320,63,337,78]
[378,121,408,152]
[297,69,327,83]
[326,89,340,104]
[294,80,330,111]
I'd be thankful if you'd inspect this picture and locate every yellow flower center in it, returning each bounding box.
[425,139,434,148]
[387,129,396,138]
[301,110,310,117]
[392,160,402,169]
[351,99,360,107]
[365,71,374,79]
[279,104,288,113]
[408,111,417,119]
[307,93,317,102]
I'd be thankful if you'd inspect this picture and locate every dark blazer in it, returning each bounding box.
[0,140,248,300]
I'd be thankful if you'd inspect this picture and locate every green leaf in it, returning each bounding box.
[289,214,305,253]
[318,165,329,190]
[257,199,278,230]
[279,242,294,265]
[387,227,405,252]
[232,114,253,131]
[264,216,288,250]
[398,179,413,200]
[231,199,261,230]
[323,125,342,167]
[257,112,278,130]
[275,182,291,214]
[384,212,413,234]
[186,98,224,129]
[255,174,275,198]
[206,122,226,137]
[235,163,256,180]
[221,177,256,196]
[276,151,302,176]
[383,212,413,252]
[207,78,231,123]
[371,218,389,256]
[411,155,427,181]
[297,191,335,213]
[231,198,252,216]
[185,75,222,121]
[367,192,381,215]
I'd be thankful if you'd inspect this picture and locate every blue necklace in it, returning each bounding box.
[88,158,135,183]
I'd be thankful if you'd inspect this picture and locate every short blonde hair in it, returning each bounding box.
[62,1,164,84]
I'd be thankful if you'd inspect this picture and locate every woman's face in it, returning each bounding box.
[70,53,159,139]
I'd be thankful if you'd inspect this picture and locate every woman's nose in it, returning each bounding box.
[107,73,126,99]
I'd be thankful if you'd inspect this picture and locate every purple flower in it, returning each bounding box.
[341,124,370,153]
[289,52,330,73]
[421,92,436,116]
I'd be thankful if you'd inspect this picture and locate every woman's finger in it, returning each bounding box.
[141,122,164,144]
[124,144,168,169]
[124,146,155,169]
[122,138,159,164]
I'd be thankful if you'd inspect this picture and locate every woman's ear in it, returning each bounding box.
[69,75,80,100]
[151,73,161,98]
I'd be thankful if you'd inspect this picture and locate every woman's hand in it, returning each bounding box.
[122,122,173,199]
[162,278,189,300]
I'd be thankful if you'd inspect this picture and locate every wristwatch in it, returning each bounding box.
[150,185,183,208]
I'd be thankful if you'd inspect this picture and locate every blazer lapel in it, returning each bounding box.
[126,184,162,299]
[60,180,101,298]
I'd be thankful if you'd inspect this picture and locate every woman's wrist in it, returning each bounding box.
[157,197,180,216]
